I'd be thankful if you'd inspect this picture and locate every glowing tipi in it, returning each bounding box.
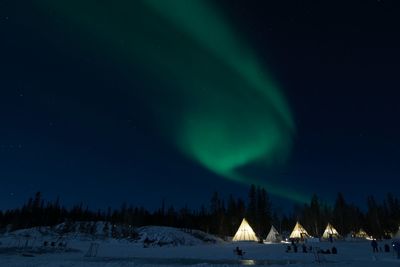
[393,226,400,239]
[354,229,369,239]
[289,221,310,239]
[321,223,340,239]
[265,225,281,243]
[232,218,258,242]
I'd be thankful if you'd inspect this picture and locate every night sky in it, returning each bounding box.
[1,0,399,211]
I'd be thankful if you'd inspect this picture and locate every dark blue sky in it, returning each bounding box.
[1,0,399,211]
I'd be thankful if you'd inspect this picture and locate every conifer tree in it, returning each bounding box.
[247,184,257,226]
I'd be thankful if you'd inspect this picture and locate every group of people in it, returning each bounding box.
[42,240,67,249]
[285,240,337,255]
[371,239,400,259]
[370,239,391,253]
[234,239,400,260]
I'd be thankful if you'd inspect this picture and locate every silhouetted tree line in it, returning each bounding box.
[292,193,400,239]
[0,189,399,239]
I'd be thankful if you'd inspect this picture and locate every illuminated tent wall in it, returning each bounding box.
[394,226,400,239]
[322,223,340,239]
[289,222,310,239]
[232,218,258,242]
[354,229,369,239]
[265,225,281,243]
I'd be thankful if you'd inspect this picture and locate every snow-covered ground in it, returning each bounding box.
[0,225,399,267]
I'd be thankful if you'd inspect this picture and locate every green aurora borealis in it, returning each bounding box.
[37,0,307,202]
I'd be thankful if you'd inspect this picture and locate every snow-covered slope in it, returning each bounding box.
[137,226,222,246]
[0,222,223,248]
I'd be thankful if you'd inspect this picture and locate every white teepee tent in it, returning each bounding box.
[354,229,369,239]
[232,218,258,242]
[289,221,310,239]
[394,226,400,239]
[265,225,281,243]
[322,223,340,239]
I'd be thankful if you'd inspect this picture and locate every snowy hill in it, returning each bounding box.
[137,226,222,247]
[0,222,223,248]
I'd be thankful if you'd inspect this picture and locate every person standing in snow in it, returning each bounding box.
[371,239,378,253]
[384,244,390,252]
[393,241,400,259]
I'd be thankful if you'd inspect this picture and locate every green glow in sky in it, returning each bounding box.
[37,0,306,202]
